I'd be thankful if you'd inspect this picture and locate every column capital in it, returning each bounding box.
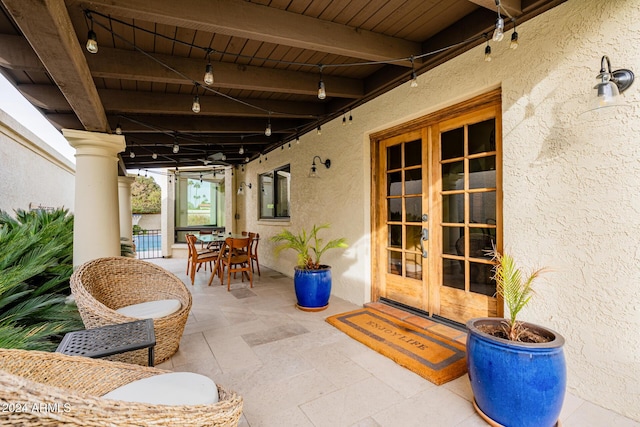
[118,175,136,185]
[62,129,125,158]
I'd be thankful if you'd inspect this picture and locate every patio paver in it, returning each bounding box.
[152,257,638,427]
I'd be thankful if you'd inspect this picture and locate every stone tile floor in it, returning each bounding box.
[151,257,638,427]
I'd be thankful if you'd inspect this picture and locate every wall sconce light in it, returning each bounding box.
[309,156,330,178]
[237,182,252,195]
[593,55,635,109]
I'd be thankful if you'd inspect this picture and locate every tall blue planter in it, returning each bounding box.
[293,266,331,311]
[466,318,566,427]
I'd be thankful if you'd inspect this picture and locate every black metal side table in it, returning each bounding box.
[56,318,156,366]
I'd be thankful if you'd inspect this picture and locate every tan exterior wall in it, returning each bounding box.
[238,0,640,420]
[0,109,74,213]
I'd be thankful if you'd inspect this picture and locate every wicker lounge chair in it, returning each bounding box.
[0,349,242,426]
[70,257,192,365]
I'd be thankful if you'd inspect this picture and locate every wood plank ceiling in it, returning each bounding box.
[0,0,565,172]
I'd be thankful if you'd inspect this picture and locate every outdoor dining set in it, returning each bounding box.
[186,231,261,291]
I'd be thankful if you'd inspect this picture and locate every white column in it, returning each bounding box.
[118,176,135,244]
[64,129,125,267]
[161,172,174,257]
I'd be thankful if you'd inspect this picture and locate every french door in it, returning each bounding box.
[372,92,502,324]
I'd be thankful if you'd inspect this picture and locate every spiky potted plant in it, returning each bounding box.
[466,249,566,427]
[271,224,347,311]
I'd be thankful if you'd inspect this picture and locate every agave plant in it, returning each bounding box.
[271,224,347,270]
[0,208,83,351]
[491,249,547,341]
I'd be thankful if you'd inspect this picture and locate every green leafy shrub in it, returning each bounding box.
[0,208,83,350]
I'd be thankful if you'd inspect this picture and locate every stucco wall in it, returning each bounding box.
[239,0,639,419]
[0,109,74,213]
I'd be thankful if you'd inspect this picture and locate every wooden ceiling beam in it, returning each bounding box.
[78,0,419,65]
[0,34,363,98]
[85,47,363,98]
[18,84,325,117]
[1,0,109,131]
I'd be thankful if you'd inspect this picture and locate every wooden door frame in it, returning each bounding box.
[370,89,502,315]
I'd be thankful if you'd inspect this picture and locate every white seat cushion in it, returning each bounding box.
[116,299,181,319]
[102,372,219,406]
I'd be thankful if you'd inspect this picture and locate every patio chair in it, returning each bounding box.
[70,257,192,366]
[248,232,261,276]
[219,237,253,291]
[186,233,220,285]
[0,349,243,427]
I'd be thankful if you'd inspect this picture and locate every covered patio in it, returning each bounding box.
[1,0,640,424]
[152,257,632,426]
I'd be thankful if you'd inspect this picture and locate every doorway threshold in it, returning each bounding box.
[375,298,467,333]
[364,300,467,346]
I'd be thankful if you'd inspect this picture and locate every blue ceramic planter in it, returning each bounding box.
[466,318,566,427]
[293,266,331,311]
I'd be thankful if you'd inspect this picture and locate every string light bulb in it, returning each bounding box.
[410,56,418,87]
[265,115,272,136]
[317,66,326,100]
[221,153,227,161]
[484,42,492,62]
[245,156,250,163]
[204,52,214,85]
[173,141,180,153]
[192,94,201,113]
[115,123,122,135]
[129,150,135,158]
[342,114,346,126]
[316,125,322,135]
[510,22,519,50]
[296,135,300,144]
[152,152,158,160]
[493,17,504,42]
[349,111,353,124]
[239,145,245,155]
[85,14,98,55]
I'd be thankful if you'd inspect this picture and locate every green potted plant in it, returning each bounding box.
[271,224,347,311]
[466,249,566,427]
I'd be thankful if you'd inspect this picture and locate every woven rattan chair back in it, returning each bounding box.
[70,257,192,365]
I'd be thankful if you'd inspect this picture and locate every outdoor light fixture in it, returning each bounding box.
[192,94,201,113]
[129,150,135,158]
[592,55,635,109]
[173,141,180,154]
[510,21,519,50]
[316,125,322,135]
[237,182,252,195]
[264,113,271,137]
[152,152,158,160]
[85,15,98,55]
[484,41,492,62]
[317,66,326,100]
[115,123,122,135]
[493,17,504,42]
[410,56,418,88]
[309,156,330,178]
[239,145,245,155]
[204,51,214,86]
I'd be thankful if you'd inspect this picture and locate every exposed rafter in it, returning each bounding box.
[2,0,108,131]
[76,0,420,65]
